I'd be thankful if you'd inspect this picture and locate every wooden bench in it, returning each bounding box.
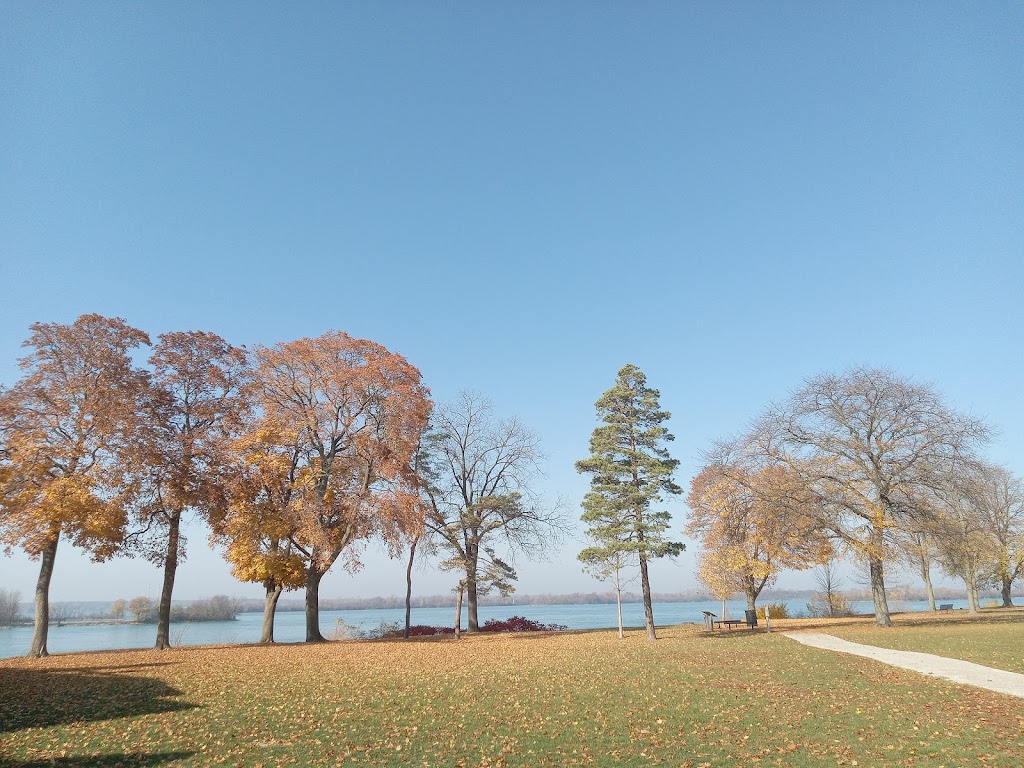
[714,619,745,630]
[939,603,953,611]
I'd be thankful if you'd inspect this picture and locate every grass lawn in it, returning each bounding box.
[2,623,1023,767]
[818,607,1024,674]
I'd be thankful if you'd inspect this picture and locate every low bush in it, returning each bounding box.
[756,602,790,620]
[480,616,568,632]
[805,592,854,618]
[329,618,363,641]
[379,616,566,638]
[406,625,456,636]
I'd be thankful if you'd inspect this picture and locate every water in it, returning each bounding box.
[0,598,974,659]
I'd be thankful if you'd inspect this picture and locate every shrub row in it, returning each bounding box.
[378,615,567,638]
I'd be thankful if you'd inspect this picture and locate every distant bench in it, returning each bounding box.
[714,619,745,630]
[939,603,954,611]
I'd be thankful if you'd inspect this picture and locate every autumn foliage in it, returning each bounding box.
[225,331,431,642]
[0,314,150,656]
[686,462,832,609]
[0,316,432,655]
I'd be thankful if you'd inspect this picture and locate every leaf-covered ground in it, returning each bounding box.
[823,607,1024,674]
[2,623,1023,767]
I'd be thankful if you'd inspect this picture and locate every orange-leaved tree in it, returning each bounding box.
[0,314,150,657]
[126,331,251,650]
[686,461,831,611]
[247,332,431,642]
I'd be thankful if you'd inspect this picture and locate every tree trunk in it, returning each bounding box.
[453,583,464,640]
[920,559,937,612]
[1000,575,1013,607]
[261,580,282,643]
[614,566,623,640]
[404,536,418,639]
[745,588,756,612]
[305,566,326,642]
[29,535,59,658]
[867,547,892,627]
[965,572,979,614]
[466,567,479,632]
[638,550,657,641]
[155,509,181,650]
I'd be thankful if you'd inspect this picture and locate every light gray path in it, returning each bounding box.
[783,632,1024,699]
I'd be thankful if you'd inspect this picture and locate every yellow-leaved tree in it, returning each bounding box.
[687,461,831,612]
[210,424,307,643]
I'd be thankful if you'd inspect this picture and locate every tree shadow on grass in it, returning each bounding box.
[0,750,195,768]
[695,629,767,641]
[0,666,196,733]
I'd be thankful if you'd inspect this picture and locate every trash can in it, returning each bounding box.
[744,609,758,628]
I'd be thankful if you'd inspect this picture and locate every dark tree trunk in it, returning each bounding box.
[305,566,325,642]
[614,566,624,640]
[155,509,182,650]
[29,535,59,658]
[404,536,418,639]
[868,546,892,627]
[466,567,479,632]
[1000,576,1013,607]
[261,580,283,643]
[744,573,758,611]
[638,549,657,641]
[453,583,464,640]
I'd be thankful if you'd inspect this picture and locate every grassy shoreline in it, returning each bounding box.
[3,616,1024,767]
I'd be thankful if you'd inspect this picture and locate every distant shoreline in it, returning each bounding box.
[7,588,1018,625]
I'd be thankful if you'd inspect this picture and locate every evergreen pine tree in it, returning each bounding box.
[576,364,684,640]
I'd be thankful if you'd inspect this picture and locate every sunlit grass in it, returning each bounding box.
[821,606,1024,674]
[2,622,1023,766]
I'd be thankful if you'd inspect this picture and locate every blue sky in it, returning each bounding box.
[1,3,1022,603]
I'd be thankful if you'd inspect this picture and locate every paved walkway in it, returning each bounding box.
[784,632,1024,699]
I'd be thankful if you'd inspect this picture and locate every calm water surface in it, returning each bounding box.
[0,598,971,659]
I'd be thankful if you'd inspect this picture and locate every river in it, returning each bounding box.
[0,598,972,658]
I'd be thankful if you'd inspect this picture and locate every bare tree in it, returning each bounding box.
[930,462,997,614]
[808,561,850,618]
[974,464,1024,606]
[48,602,80,627]
[423,392,564,632]
[0,589,21,626]
[579,549,634,640]
[748,366,989,626]
[897,529,940,611]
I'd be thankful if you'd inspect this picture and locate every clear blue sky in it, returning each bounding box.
[2,3,1022,603]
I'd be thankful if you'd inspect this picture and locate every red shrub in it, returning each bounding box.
[479,616,568,633]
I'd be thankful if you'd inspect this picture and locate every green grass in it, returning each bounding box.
[2,624,1023,766]
[824,609,1024,674]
